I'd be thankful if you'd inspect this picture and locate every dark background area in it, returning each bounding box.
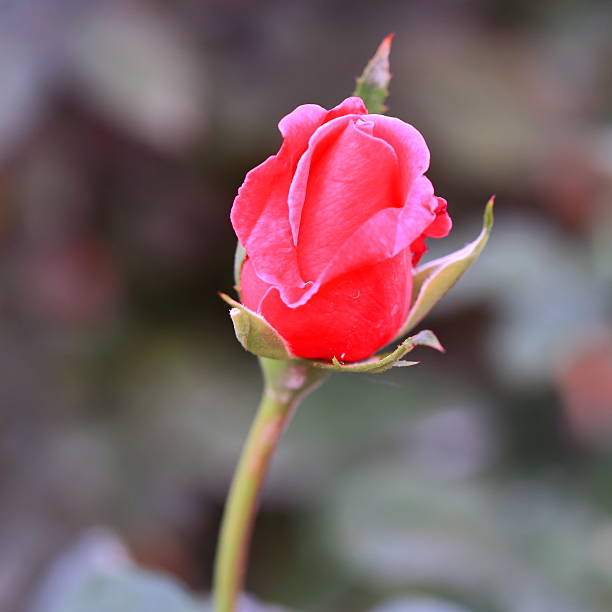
[1,1,611,611]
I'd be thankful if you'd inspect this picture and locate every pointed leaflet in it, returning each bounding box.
[220,293,296,361]
[396,198,495,340]
[353,34,394,114]
[311,329,444,374]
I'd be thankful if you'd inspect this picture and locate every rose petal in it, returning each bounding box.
[277,104,330,164]
[287,116,349,244]
[231,98,369,294]
[324,96,368,121]
[230,155,305,289]
[408,197,453,264]
[240,257,272,312]
[257,249,413,362]
[278,97,366,168]
[231,103,331,289]
[370,114,431,196]
[424,197,452,238]
[309,177,440,295]
[293,118,401,280]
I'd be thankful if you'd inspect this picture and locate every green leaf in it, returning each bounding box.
[396,198,495,340]
[312,329,444,374]
[233,241,246,291]
[353,34,394,114]
[54,568,204,612]
[220,293,295,361]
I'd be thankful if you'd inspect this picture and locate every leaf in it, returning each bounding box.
[53,568,204,612]
[367,597,474,612]
[353,34,394,114]
[396,198,495,340]
[220,293,295,361]
[312,329,444,374]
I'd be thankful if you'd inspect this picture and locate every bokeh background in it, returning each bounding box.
[1,1,612,611]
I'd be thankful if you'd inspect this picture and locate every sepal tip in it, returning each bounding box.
[354,34,394,114]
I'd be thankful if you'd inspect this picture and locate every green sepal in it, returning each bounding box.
[311,329,444,374]
[396,197,495,340]
[220,293,296,361]
[353,34,394,114]
[233,241,246,292]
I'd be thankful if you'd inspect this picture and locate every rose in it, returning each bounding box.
[231,97,452,362]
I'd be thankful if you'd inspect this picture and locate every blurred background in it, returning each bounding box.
[1,1,611,611]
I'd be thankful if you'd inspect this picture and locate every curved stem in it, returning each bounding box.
[213,358,327,612]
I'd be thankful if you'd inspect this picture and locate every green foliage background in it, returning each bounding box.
[1,1,611,611]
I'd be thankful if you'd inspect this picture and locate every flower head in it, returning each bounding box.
[231,97,451,362]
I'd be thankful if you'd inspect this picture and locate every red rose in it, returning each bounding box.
[231,97,452,362]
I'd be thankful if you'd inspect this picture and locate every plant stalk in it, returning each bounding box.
[213,357,326,612]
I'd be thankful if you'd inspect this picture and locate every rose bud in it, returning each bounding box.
[230,97,452,363]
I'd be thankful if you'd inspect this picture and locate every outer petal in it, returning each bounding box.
[277,104,331,165]
[240,257,273,312]
[370,114,431,195]
[278,176,441,308]
[287,115,352,244]
[230,104,327,290]
[281,116,446,294]
[424,197,452,238]
[231,98,368,294]
[394,177,437,250]
[293,118,401,280]
[408,197,453,264]
[231,155,304,289]
[324,96,368,121]
[254,249,413,362]
[276,96,367,168]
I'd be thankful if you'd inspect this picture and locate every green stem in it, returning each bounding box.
[213,357,327,612]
